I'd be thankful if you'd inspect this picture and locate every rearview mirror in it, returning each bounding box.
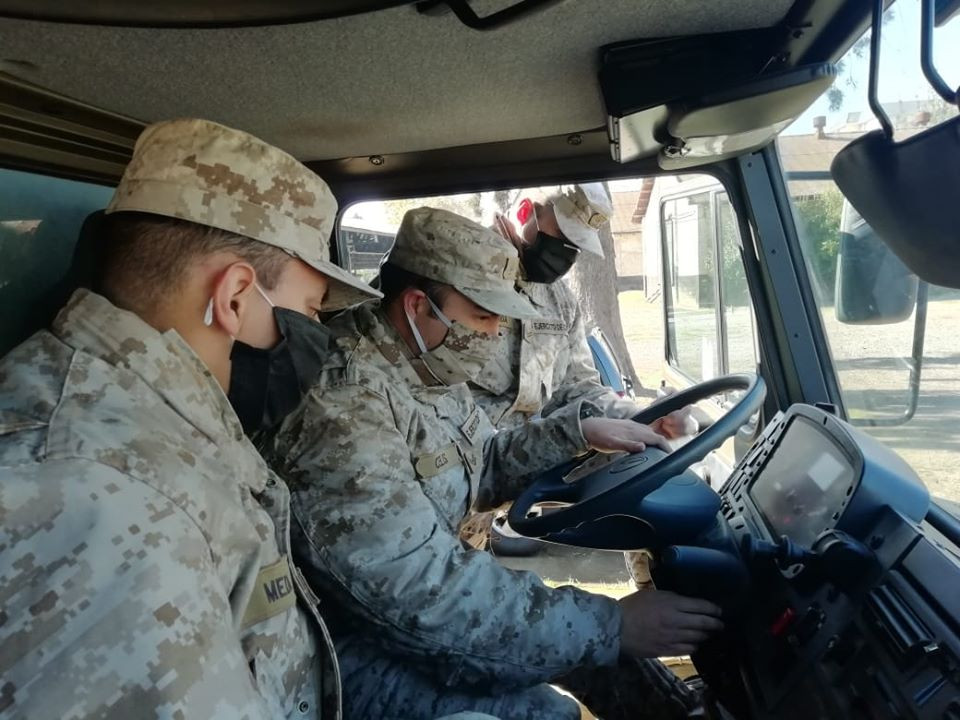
[835,200,918,325]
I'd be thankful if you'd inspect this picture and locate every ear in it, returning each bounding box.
[400,288,430,320]
[516,197,534,225]
[210,261,257,337]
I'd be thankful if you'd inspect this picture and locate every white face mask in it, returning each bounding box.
[405,295,502,386]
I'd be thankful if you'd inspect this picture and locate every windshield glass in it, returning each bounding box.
[780,0,960,505]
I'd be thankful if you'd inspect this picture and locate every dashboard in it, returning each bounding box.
[688,404,960,720]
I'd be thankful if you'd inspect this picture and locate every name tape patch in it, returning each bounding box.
[528,320,568,336]
[415,443,463,479]
[460,407,482,445]
[242,555,297,627]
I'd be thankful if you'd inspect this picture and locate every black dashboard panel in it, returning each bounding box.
[697,404,960,719]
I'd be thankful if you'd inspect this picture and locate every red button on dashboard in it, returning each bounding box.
[770,607,796,638]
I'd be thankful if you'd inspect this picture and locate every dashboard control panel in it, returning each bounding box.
[689,404,959,719]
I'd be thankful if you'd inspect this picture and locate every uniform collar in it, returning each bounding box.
[352,301,440,387]
[517,279,553,308]
[53,290,263,484]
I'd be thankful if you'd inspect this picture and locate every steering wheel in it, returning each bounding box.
[507,373,766,550]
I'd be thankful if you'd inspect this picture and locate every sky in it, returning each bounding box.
[786,0,960,135]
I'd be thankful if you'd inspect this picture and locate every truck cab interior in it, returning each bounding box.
[2,1,960,718]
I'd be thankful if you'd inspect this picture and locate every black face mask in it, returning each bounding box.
[522,232,581,284]
[227,307,334,435]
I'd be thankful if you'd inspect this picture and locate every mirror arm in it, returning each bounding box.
[904,281,929,423]
[416,0,564,30]
[849,281,927,429]
[868,0,894,138]
[921,0,960,105]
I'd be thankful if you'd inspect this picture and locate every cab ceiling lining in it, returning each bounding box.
[0,0,793,162]
[0,0,412,28]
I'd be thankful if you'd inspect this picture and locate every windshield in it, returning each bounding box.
[780,0,960,505]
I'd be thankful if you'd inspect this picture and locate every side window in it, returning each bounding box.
[717,193,756,375]
[662,191,718,382]
[0,168,113,356]
[651,179,757,388]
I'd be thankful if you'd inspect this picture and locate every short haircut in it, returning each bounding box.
[378,261,453,309]
[98,212,291,316]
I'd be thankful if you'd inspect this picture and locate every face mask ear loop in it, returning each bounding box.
[405,311,430,355]
[254,283,276,308]
[425,295,453,329]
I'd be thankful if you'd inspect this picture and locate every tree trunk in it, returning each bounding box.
[565,184,643,391]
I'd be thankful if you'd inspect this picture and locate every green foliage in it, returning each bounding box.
[718,197,750,307]
[793,189,844,301]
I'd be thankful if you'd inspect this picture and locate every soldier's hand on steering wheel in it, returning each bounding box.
[581,417,670,454]
[650,406,699,440]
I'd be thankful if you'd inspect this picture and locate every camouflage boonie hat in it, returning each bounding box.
[106,118,381,311]
[550,182,613,258]
[386,207,537,319]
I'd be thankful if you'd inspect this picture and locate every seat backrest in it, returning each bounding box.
[0,168,112,357]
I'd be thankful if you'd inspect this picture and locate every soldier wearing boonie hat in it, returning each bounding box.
[476,181,641,427]
[473,183,697,526]
[471,181,704,707]
[0,118,385,719]
[386,206,539,319]
[552,182,615,257]
[258,206,709,720]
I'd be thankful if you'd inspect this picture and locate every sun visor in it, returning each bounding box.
[605,61,835,166]
[659,64,837,169]
[658,65,835,169]
[831,116,960,289]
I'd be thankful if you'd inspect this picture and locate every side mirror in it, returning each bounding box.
[835,201,918,325]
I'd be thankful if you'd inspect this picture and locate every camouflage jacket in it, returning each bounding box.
[472,279,638,429]
[0,290,339,720]
[260,301,621,691]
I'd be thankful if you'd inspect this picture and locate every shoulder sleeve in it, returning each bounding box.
[0,459,271,719]
[264,382,621,689]
[477,398,592,508]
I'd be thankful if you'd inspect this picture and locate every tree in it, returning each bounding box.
[793,188,844,301]
[565,182,642,389]
[827,10,893,112]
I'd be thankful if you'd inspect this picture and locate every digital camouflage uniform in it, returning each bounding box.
[264,300,620,719]
[0,119,384,720]
[469,186,656,589]
[258,210,616,719]
[468,279,656,586]
[261,209,700,720]
[0,122,497,720]
[473,184,638,430]
[472,277,638,430]
[0,290,339,719]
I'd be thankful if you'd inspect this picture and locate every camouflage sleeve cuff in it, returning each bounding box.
[574,399,604,452]
[606,396,642,420]
[601,593,623,664]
